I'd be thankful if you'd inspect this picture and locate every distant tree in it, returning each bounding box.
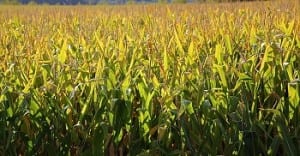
[126,0,135,4]
[0,0,265,5]
[0,0,19,4]
[158,0,168,3]
[172,0,187,3]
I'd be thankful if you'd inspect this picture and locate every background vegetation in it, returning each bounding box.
[0,0,299,155]
[0,0,263,5]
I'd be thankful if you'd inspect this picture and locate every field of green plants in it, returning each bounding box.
[0,1,300,155]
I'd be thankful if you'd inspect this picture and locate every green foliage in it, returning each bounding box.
[0,1,300,155]
[0,0,19,4]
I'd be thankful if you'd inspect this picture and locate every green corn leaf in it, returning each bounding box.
[58,39,68,64]
[187,41,195,65]
[215,44,223,64]
[174,29,184,53]
[145,91,155,116]
[250,26,257,45]
[214,64,228,89]
[260,45,274,72]
[267,136,280,155]
[277,116,297,155]
[224,34,232,55]
[286,20,294,36]
[288,82,300,119]
[163,45,169,72]
[121,76,130,96]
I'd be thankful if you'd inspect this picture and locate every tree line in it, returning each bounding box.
[0,0,258,4]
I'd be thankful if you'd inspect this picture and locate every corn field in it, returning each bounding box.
[0,1,300,155]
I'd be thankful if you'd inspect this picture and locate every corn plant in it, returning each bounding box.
[0,1,299,155]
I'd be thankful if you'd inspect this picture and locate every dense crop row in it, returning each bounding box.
[0,1,300,155]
